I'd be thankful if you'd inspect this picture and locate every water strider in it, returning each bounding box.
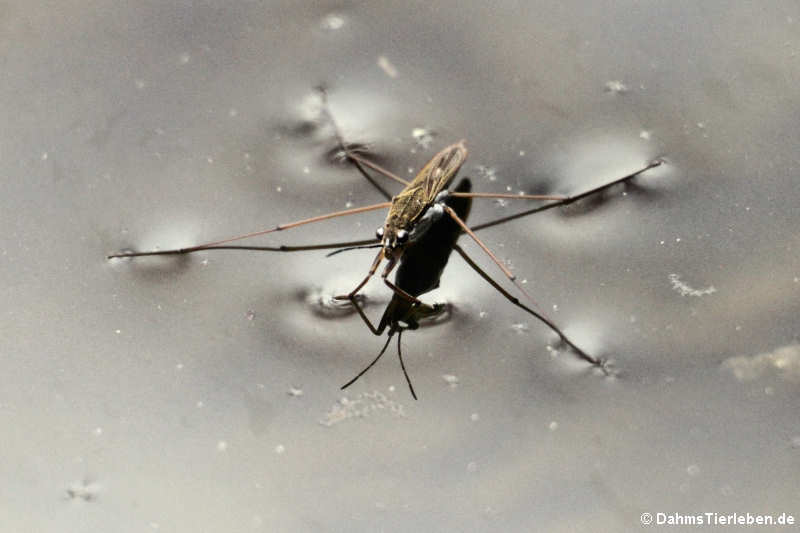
[108,88,663,397]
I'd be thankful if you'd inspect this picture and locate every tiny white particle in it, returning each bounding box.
[287,386,303,397]
[377,56,399,78]
[519,150,526,156]
[604,80,628,93]
[442,374,459,387]
[276,186,282,192]
[217,440,228,451]
[687,464,700,476]
[470,413,480,422]
[321,14,344,30]
[196,400,204,408]
[246,310,255,321]
[275,444,285,454]
[479,311,487,319]
[176,363,184,370]
[345,201,354,208]
[228,108,238,118]
[548,421,558,431]
[93,427,103,436]
[467,461,478,472]
[115,329,121,334]
[179,53,190,64]
[135,79,146,89]
[639,130,651,140]
[41,152,49,160]
[206,156,214,164]
[388,385,396,392]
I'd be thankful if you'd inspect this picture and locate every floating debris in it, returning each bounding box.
[377,55,399,78]
[319,391,406,426]
[442,374,460,388]
[604,80,628,93]
[320,13,344,30]
[412,127,436,150]
[669,273,717,297]
[723,344,800,383]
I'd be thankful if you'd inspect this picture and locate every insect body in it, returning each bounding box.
[344,177,473,399]
[108,88,664,398]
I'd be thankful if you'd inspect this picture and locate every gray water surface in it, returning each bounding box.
[2,1,799,531]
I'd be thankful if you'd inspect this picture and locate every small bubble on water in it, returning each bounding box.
[548,421,558,431]
[274,444,285,454]
[511,323,529,334]
[412,127,436,149]
[442,374,459,387]
[345,201,354,208]
[687,464,700,476]
[377,55,399,78]
[321,13,345,30]
[604,80,628,93]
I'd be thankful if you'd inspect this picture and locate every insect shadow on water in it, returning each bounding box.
[108,87,664,398]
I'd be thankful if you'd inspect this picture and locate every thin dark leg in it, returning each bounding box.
[317,87,407,198]
[349,293,387,336]
[341,331,395,391]
[107,202,390,259]
[396,329,418,400]
[108,238,381,259]
[334,249,385,301]
[470,159,663,232]
[442,204,541,309]
[453,244,609,374]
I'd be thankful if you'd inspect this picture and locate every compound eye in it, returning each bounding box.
[396,229,409,244]
[376,227,384,239]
